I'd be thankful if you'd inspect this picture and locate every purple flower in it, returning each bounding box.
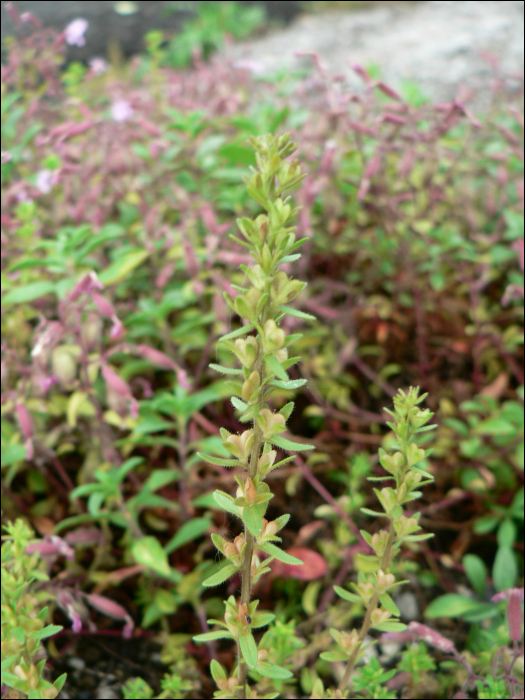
[111,100,133,122]
[64,18,88,47]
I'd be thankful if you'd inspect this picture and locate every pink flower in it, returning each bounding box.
[233,59,265,75]
[102,365,132,399]
[64,18,88,47]
[135,345,178,370]
[1,152,11,164]
[89,57,107,75]
[408,622,455,653]
[25,535,75,562]
[110,319,124,340]
[15,402,33,440]
[92,293,114,318]
[512,238,524,272]
[35,169,58,194]
[111,100,133,122]
[506,589,523,642]
[68,271,104,302]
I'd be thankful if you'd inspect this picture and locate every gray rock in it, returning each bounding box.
[218,0,524,113]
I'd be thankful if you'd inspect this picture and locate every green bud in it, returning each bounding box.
[51,346,77,387]
[406,442,426,467]
[242,371,261,402]
[409,407,434,428]
[262,319,286,353]
[234,337,258,369]
[235,288,262,322]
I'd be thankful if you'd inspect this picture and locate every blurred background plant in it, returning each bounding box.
[1,0,523,697]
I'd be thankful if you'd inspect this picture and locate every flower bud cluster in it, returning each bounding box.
[194,134,309,695]
[325,388,436,688]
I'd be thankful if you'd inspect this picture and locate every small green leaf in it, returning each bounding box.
[334,585,362,603]
[270,378,308,390]
[244,504,264,536]
[203,563,239,587]
[99,249,150,286]
[209,363,243,375]
[213,490,242,516]
[279,305,316,320]
[251,612,275,628]
[373,621,407,632]
[193,630,235,642]
[497,519,516,548]
[219,324,254,341]
[258,542,303,565]
[3,281,56,305]
[240,629,258,668]
[474,418,517,437]
[131,537,171,577]
[197,452,242,468]
[462,602,500,623]
[253,663,293,680]
[231,396,249,412]
[424,594,481,619]
[462,554,487,598]
[379,593,400,616]
[320,650,348,662]
[493,545,518,592]
[31,624,64,641]
[210,659,227,682]
[165,518,211,554]
[270,435,314,452]
[265,353,289,381]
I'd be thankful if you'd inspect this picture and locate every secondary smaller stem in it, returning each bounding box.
[338,526,397,694]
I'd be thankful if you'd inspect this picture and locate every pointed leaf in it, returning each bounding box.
[253,663,293,680]
[240,629,258,668]
[334,585,362,603]
[99,249,150,286]
[165,517,211,554]
[279,254,302,263]
[210,659,227,682]
[203,563,239,587]
[250,612,275,628]
[131,537,171,577]
[373,621,407,632]
[32,624,63,641]
[320,650,349,662]
[244,504,264,536]
[219,324,254,341]
[379,593,401,616]
[265,353,288,381]
[279,306,316,321]
[209,363,243,375]
[231,396,249,412]
[270,379,308,390]
[270,435,314,452]
[197,452,242,468]
[193,630,235,642]
[259,542,304,565]
[213,490,242,516]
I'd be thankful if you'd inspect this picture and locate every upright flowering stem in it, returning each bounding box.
[193,134,316,699]
[318,387,437,698]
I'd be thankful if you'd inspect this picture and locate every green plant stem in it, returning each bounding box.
[338,526,397,694]
[238,340,266,698]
